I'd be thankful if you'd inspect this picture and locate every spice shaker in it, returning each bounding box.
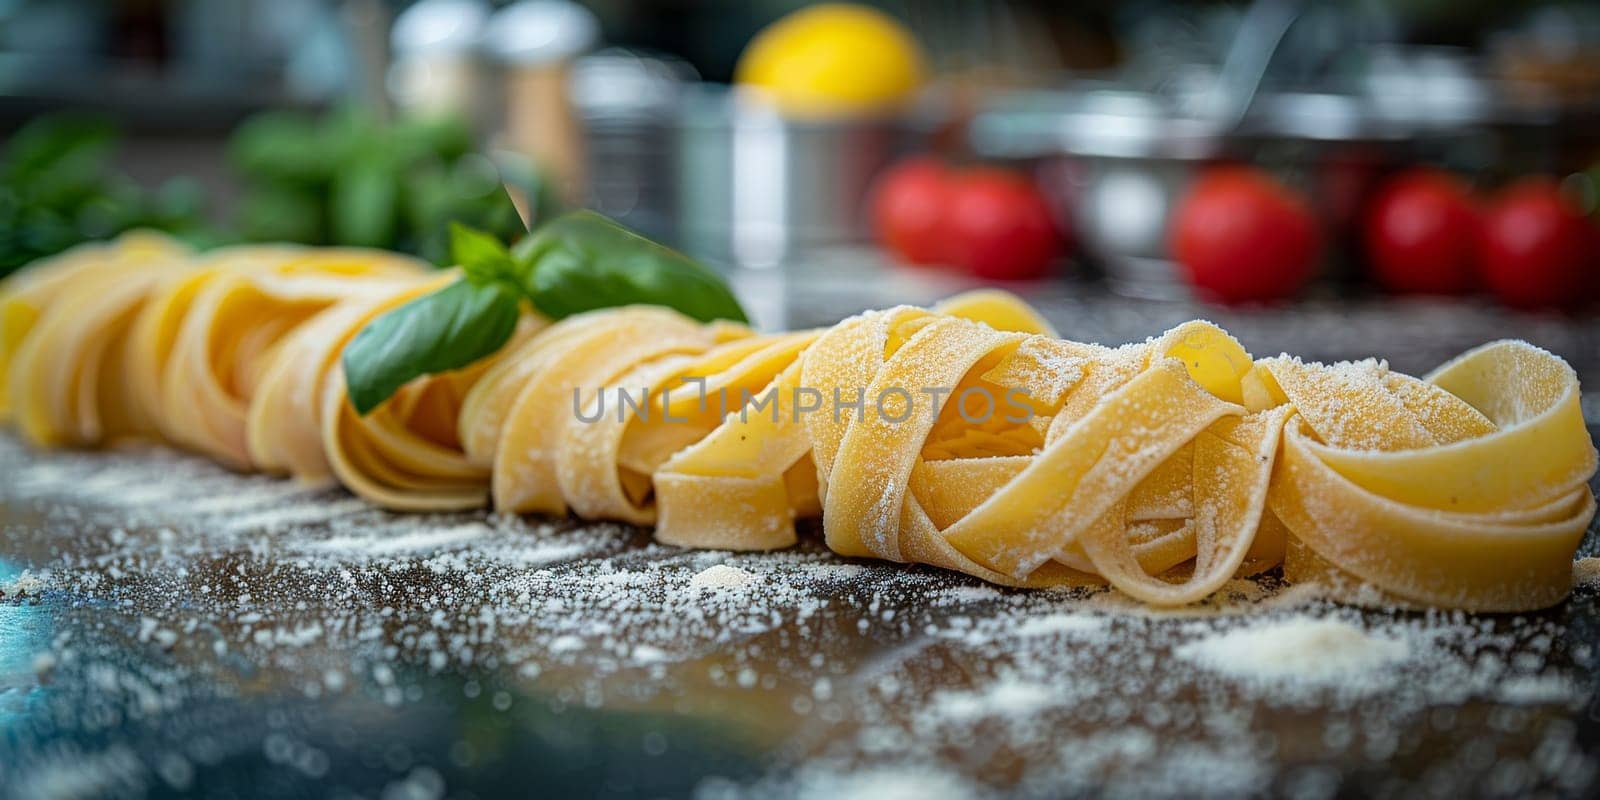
[483,0,600,205]
[389,0,491,124]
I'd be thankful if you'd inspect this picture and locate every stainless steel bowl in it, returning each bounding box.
[674,84,927,269]
[573,49,698,244]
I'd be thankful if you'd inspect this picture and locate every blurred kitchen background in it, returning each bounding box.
[2,0,1598,397]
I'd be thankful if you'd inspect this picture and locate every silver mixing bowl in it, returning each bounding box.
[673,84,928,269]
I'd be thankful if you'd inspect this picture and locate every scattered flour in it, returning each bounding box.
[691,564,755,590]
[10,744,147,800]
[307,523,491,556]
[1573,558,1600,589]
[929,678,1058,720]
[1009,612,1107,638]
[1,569,48,599]
[548,635,585,653]
[786,765,979,800]
[1176,617,1411,690]
[1496,673,1580,705]
[220,497,371,533]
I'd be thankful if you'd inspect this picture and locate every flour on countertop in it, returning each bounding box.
[1,568,48,600]
[690,563,755,590]
[1176,617,1411,694]
[1574,557,1600,589]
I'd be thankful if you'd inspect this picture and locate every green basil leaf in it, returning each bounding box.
[342,279,520,415]
[450,221,515,284]
[516,210,748,324]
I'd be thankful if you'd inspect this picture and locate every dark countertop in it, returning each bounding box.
[2,431,1598,800]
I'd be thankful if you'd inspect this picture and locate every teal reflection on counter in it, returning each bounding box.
[0,558,57,731]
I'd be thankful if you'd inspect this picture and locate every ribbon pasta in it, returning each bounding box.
[3,234,1594,610]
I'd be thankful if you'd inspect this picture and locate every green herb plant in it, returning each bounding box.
[0,115,210,277]
[342,211,749,414]
[230,107,558,264]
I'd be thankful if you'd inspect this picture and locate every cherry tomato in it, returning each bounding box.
[941,170,1062,280]
[870,157,952,265]
[1364,169,1479,295]
[1479,180,1599,311]
[1170,166,1322,304]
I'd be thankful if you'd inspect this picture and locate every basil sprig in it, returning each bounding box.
[515,211,748,323]
[342,211,748,415]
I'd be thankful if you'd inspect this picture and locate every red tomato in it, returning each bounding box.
[941,170,1062,280]
[1479,180,1599,311]
[870,157,952,265]
[1170,167,1322,304]
[1364,169,1479,295]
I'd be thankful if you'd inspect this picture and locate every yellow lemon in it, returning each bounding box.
[736,3,926,118]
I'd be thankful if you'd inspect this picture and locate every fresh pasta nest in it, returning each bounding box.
[4,233,1595,610]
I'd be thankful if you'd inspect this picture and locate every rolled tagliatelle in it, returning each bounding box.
[2,240,1594,611]
[1256,343,1597,611]
[139,247,431,469]
[2,232,193,445]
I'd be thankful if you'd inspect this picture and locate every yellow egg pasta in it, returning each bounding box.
[2,232,194,443]
[3,238,1594,611]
